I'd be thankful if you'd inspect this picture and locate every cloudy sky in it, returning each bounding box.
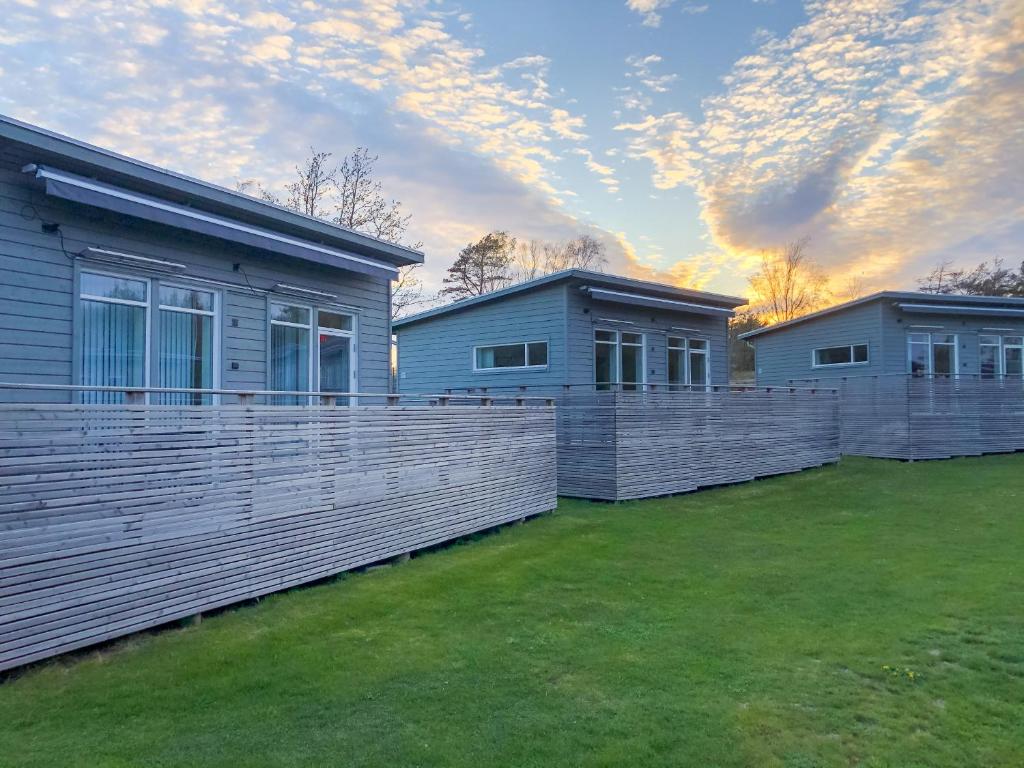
[1,0,1021,298]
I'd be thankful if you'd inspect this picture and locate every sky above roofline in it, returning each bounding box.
[0,0,1020,300]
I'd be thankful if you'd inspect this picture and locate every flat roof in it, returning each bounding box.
[739,291,1024,340]
[0,114,423,268]
[393,269,748,328]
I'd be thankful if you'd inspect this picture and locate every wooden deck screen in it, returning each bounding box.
[555,389,840,501]
[0,403,557,671]
[838,377,1024,460]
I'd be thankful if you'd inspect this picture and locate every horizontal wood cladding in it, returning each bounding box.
[554,390,840,501]
[838,377,1024,460]
[0,404,557,671]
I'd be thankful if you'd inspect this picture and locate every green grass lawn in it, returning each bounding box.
[3,456,1024,767]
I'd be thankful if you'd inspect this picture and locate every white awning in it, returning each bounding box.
[582,286,734,317]
[27,165,398,281]
[897,302,1024,318]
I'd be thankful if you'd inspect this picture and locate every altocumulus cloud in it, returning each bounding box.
[0,0,648,290]
[619,0,1024,289]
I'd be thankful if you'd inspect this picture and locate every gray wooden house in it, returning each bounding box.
[0,115,422,402]
[394,270,746,392]
[741,291,1024,386]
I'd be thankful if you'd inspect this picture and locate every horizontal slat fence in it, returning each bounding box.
[610,390,840,500]
[837,377,1024,460]
[0,403,556,671]
[544,388,839,501]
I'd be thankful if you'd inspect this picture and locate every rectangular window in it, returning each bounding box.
[594,329,644,391]
[270,302,311,404]
[667,336,709,387]
[473,341,548,371]
[812,343,869,367]
[159,285,216,405]
[80,271,149,403]
[907,332,957,377]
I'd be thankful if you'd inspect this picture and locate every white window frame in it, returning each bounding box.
[811,342,869,369]
[471,340,549,373]
[317,308,358,396]
[79,267,153,401]
[979,334,1002,379]
[1002,335,1024,379]
[907,332,959,376]
[157,281,221,402]
[667,336,711,387]
[594,328,646,389]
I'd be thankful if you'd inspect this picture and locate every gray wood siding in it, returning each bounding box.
[396,277,733,393]
[396,284,569,393]
[0,402,557,671]
[880,302,1024,377]
[752,301,885,386]
[753,297,1024,386]
[0,167,392,401]
[564,284,729,385]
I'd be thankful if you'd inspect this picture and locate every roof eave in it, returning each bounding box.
[0,114,424,268]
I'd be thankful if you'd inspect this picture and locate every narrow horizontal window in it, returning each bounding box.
[270,302,311,326]
[474,341,548,370]
[159,285,214,313]
[621,332,643,346]
[813,343,869,367]
[318,310,353,333]
[81,272,147,304]
[594,330,617,343]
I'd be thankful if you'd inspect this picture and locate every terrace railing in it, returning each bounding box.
[435,383,841,501]
[791,375,1024,460]
[0,384,556,671]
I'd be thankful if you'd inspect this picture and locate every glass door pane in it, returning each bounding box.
[319,333,351,402]
[594,339,617,391]
[1005,347,1023,377]
[81,299,147,404]
[620,334,643,392]
[668,348,685,387]
[932,336,955,376]
[159,310,213,404]
[271,324,310,404]
[689,351,707,387]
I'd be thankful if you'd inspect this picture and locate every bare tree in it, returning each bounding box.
[918,258,1024,297]
[287,149,336,218]
[236,147,426,320]
[235,179,281,205]
[510,234,608,282]
[441,231,517,299]
[747,238,830,325]
[512,239,544,282]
